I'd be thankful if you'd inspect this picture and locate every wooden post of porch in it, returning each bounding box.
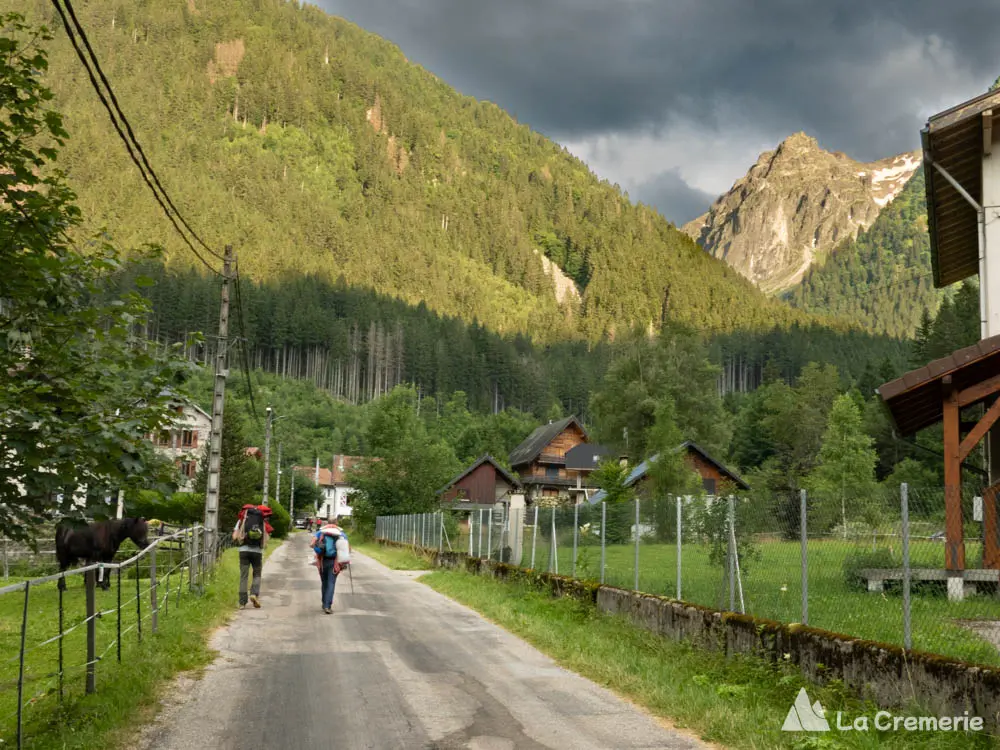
[942,376,966,574]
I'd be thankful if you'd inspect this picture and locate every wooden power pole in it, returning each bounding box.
[204,245,234,558]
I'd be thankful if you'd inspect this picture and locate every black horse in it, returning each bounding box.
[55,517,150,590]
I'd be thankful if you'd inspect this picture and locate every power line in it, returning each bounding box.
[232,267,259,422]
[58,0,224,263]
[49,0,222,275]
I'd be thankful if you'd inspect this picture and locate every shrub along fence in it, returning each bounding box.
[378,482,1000,668]
[0,525,226,749]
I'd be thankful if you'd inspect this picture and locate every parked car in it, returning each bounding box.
[294,518,308,529]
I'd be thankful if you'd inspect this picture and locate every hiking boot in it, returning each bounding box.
[250,595,260,609]
[323,607,332,614]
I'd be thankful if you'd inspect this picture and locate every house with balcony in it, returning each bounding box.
[508,416,611,505]
[147,402,212,491]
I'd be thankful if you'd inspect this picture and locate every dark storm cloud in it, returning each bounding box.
[316,0,998,161]
[631,170,715,227]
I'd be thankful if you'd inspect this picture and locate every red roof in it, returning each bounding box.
[292,456,367,486]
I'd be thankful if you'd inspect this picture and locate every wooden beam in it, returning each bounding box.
[958,372,1000,407]
[942,378,966,572]
[960,397,1000,461]
[985,110,994,157]
[985,484,1000,569]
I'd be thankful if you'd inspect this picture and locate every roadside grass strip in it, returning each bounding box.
[421,569,999,750]
[354,542,435,570]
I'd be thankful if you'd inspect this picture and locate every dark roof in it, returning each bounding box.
[877,334,1000,436]
[923,88,1000,288]
[564,443,614,470]
[436,454,520,495]
[587,441,749,503]
[508,416,588,467]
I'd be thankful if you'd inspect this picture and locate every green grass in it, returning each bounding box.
[0,542,279,749]
[421,568,999,750]
[501,528,1000,666]
[354,541,435,570]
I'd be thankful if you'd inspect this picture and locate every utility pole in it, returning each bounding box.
[275,442,282,509]
[262,406,273,506]
[290,470,295,522]
[204,246,233,557]
[314,456,320,517]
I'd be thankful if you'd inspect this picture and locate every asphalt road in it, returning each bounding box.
[139,538,706,750]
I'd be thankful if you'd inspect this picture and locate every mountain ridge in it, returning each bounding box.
[14,0,838,343]
[683,132,921,293]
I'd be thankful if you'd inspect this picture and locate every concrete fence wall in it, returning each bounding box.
[389,541,1000,728]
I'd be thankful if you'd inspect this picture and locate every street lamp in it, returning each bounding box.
[262,408,290,506]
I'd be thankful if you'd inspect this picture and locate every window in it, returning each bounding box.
[178,460,197,478]
[156,430,171,447]
[181,430,196,448]
[702,477,717,495]
[545,465,560,479]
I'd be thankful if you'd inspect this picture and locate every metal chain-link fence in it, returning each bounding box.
[378,483,1000,667]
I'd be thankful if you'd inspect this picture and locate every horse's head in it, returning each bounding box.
[123,517,150,550]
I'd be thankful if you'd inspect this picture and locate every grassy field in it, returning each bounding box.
[0,541,276,749]
[474,528,1000,667]
[421,567,999,750]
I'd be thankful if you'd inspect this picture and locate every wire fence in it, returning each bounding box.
[377,483,1000,667]
[0,525,229,749]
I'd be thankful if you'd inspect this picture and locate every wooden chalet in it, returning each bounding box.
[438,454,521,510]
[588,441,749,503]
[508,416,612,504]
[872,89,1000,600]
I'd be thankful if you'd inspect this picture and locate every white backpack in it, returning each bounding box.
[335,535,351,564]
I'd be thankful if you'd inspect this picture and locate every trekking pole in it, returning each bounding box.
[347,563,354,594]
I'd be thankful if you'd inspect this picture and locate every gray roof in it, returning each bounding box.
[587,441,749,503]
[508,415,587,467]
[564,443,614,470]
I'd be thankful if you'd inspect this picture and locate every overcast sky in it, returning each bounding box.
[316,0,998,225]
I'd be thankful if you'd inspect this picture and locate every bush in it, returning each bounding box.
[128,490,204,525]
[268,500,291,538]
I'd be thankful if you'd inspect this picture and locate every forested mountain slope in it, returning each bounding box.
[17,0,829,342]
[787,170,939,338]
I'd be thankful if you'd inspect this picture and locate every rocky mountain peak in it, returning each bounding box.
[683,135,922,293]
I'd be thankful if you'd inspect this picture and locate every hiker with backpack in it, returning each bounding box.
[312,521,350,614]
[233,504,273,608]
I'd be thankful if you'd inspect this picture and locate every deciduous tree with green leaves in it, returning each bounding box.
[348,386,461,533]
[0,15,193,542]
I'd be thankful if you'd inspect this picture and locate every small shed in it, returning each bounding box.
[438,455,520,509]
[878,335,1000,579]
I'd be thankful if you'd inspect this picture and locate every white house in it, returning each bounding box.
[147,402,213,491]
[293,455,364,519]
